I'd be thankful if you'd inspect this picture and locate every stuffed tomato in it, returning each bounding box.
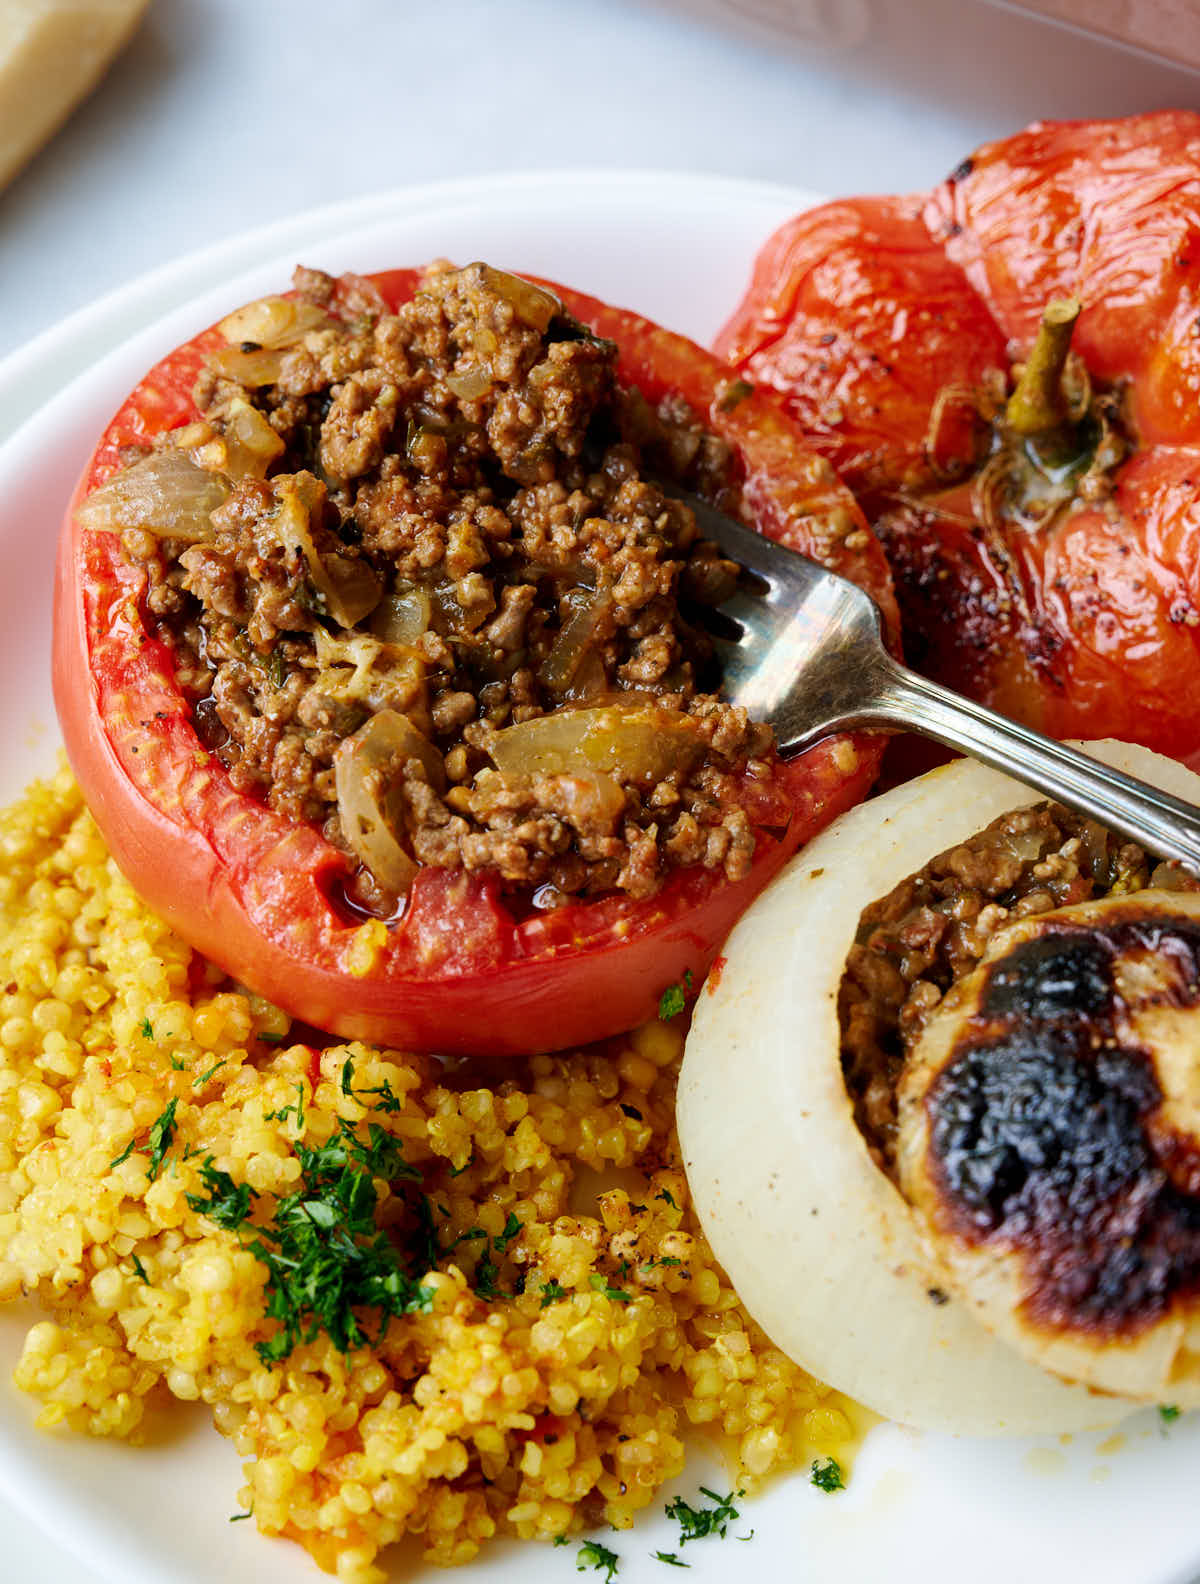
[54,262,894,1055]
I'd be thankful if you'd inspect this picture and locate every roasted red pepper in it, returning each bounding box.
[716,111,1200,767]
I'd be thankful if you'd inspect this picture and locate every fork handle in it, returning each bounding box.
[860,655,1200,872]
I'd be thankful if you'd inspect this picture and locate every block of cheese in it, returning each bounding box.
[0,0,149,191]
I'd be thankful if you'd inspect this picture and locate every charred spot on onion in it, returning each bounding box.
[837,801,1200,1176]
[896,890,1200,1398]
[92,261,779,916]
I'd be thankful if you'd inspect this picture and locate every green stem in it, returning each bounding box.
[1005,296,1082,442]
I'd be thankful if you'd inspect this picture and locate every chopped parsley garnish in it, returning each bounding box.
[264,1081,307,1131]
[229,1507,254,1523]
[193,1059,226,1090]
[110,1097,179,1180]
[641,1256,683,1271]
[540,1279,568,1308]
[168,1054,186,1071]
[657,970,694,1022]
[130,1254,150,1285]
[494,1211,522,1252]
[576,1539,620,1580]
[589,1273,632,1303]
[1160,1404,1181,1424]
[187,1118,431,1365]
[664,1487,743,1544]
[144,1099,179,1180]
[475,1252,502,1300]
[653,1553,689,1568]
[339,1057,403,1113]
[187,1159,258,1229]
[655,1188,677,1209]
[139,1017,154,1039]
[810,1456,845,1493]
[658,985,685,1020]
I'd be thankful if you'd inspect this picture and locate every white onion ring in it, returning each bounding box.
[678,739,1200,1435]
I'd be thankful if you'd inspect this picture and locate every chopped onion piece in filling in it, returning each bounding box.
[370,586,433,645]
[489,703,703,786]
[334,710,446,899]
[75,451,229,542]
[538,589,611,696]
[217,295,333,350]
[479,265,561,331]
[274,476,382,628]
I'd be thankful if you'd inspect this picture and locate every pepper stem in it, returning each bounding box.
[1005,296,1082,441]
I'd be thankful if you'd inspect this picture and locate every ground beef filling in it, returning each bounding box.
[837,803,1200,1176]
[124,262,779,913]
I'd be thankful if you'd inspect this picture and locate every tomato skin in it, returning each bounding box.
[54,271,888,1056]
[717,112,1200,770]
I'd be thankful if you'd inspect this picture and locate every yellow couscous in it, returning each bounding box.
[0,763,858,1582]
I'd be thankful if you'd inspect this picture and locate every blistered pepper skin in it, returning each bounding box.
[717,112,1200,768]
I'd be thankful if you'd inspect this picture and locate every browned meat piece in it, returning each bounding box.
[126,260,775,913]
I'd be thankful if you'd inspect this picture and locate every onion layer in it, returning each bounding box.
[334,710,444,898]
[678,739,1200,1435]
[489,703,702,785]
[74,450,229,541]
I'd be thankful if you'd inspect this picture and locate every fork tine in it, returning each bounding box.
[711,589,775,642]
[666,487,788,582]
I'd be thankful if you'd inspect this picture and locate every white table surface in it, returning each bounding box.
[2,1,1198,1578]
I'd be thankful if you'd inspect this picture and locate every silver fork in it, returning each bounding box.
[682,491,1200,871]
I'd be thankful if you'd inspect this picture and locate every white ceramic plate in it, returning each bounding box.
[1,172,1198,1584]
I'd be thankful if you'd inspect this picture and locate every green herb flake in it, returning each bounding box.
[193,1059,226,1090]
[475,1254,502,1300]
[111,1098,181,1178]
[187,1158,258,1230]
[655,1188,677,1209]
[1160,1404,1181,1424]
[653,1554,690,1569]
[108,1136,138,1170]
[229,1507,254,1523]
[145,1098,180,1180]
[139,1017,154,1039]
[658,983,686,1021]
[589,1272,632,1304]
[268,648,287,689]
[539,1279,568,1308]
[494,1211,522,1252]
[717,377,755,411]
[810,1456,845,1493]
[664,1487,743,1544]
[130,1254,150,1285]
[264,1081,307,1132]
[168,1055,186,1071]
[576,1539,620,1580]
[340,1057,403,1114]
